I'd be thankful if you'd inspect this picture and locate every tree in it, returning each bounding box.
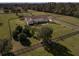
[23,25,34,37]
[36,26,53,40]
[18,33,27,41]
[27,3,79,18]
[12,30,19,41]
[18,33,31,46]
[0,39,12,55]
[12,25,23,41]
[10,5,23,16]
[16,7,23,13]
[42,39,73,56]
[23,6,28,12]
[15,25,23,33]
[3,7,10,13]
[0,22,3,26]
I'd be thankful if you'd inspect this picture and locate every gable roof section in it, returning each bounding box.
[24,15,50,20]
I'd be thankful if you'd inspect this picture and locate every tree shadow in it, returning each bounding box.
[42,39,73,56]
[20,38,31,47]
[12,31,19,41]
[0,22,3,26]
[2,52,16,56]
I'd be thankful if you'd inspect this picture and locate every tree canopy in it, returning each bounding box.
[36,26,53,40]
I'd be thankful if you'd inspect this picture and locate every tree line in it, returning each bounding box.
[28,3,79,17]
[0,3,28,14]
[0,3,79,17]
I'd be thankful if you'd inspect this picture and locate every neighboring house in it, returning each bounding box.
[22,15,54,25]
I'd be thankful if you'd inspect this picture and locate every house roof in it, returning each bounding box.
[22,15,54,25]
[32,15,49,19]
[24,15,49,23]
[24,15,50,19]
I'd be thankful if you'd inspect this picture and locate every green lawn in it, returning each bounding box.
[10,16,73,46]
[0,13,18,39]
[58,34,79,56]
[3,13,73,55]
[19,23,75,56]
[28,10,47,16]
[50,13,79,26]
[0,11,79,56]
[19,10,79,56]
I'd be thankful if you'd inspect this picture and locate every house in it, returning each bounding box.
[22,15,53,25]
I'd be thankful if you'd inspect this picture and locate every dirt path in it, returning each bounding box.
[54,19,79,31]
[12,42,42,55]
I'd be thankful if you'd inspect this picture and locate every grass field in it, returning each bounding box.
[19,23,74,56]
[10,19,73,53]
[58,34,79,56]
[0,13,18,39]
[0,10,79,56]
[20,10,79,56]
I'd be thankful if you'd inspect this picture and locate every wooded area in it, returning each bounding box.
[28,3,79,17]
[0,3,79,17]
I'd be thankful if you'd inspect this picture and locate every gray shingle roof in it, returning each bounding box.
[23,15,52,25]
